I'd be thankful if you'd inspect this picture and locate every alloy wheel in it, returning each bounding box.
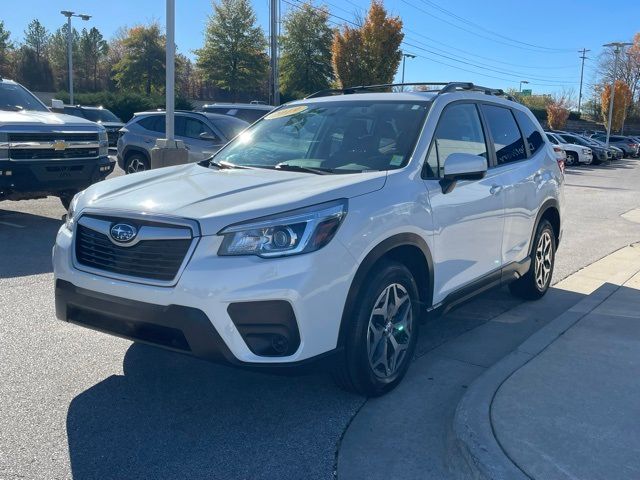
[366,283,413,378]
[534,231,553,290]
[126,157,147,174]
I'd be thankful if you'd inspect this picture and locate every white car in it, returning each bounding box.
[53,82,564,396]
[546,132,592,166]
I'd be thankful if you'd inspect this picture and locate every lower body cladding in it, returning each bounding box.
[53,227,356,370]
[0,156,114,201]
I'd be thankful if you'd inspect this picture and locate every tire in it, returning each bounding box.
[509,219,556,300]
[565,152,578,166]
[333,260,420,397]
[125,153,149,174]
[58,191,78,210]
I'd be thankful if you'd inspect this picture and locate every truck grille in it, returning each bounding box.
[7,131,100,161]
[75,223,192,282]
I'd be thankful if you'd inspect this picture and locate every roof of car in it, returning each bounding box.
[202,103,273,111]
[134,110,248,124]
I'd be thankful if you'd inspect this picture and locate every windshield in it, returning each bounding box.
[82,108,121,123]
[0,83,48,112]
[212,101,431,173]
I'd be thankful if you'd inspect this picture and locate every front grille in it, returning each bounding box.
[8,132,98,142]
[75,224,191,282]
[10,147,98,160]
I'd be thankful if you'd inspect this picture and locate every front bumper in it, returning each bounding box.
[0,156,114,198]
[53,223,356,366]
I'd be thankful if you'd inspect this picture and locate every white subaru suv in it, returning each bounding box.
[53,82,564,396]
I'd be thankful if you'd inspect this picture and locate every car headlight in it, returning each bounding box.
[64,192,81,230]
[582,148,591,154]
[218,200,347,258]
[98,129,108,156]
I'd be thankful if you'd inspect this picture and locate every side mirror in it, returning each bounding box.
[441,153,487,193]
[199,132,219,142]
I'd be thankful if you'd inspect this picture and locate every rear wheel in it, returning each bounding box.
[125,154,149,174]
[509,219,555,300]
[333,260,420,397]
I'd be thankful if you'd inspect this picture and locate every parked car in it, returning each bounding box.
[584,136,623,160]
[556,133,611,164]
[590,134,639,157]
[54,82,564,396]
[0,79,113,209]
[116,111,248,173]
[545,132,593,165]
[51,102,124,148]
[201,103,274,123]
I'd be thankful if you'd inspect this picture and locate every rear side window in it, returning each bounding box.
[425,103,487,178]
[513,109,544,157]
[481,105,526,165]
[137,115,165,133]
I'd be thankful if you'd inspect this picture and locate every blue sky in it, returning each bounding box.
[3,0,638,96]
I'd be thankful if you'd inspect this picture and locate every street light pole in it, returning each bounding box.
[60,11,91,105]
[603,42,632,147]
[577,48,590,115]
[401,53,415,91]
[519,80,529,92]
[269,0,280,106]
[166,0,175,142]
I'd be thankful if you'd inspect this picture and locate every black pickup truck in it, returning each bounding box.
[0,79,114,209]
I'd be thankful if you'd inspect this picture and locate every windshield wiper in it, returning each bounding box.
[274,163,333,175]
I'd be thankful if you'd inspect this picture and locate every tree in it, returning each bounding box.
[279,3,334,99]
[0,21,14,77]
[15,46,54,90]
[48,24,79,91]
[546,93,571,130]
[112,23,165,95]
[332,0,403,87]
[601,80,633,132]
[195,0,268,101]
[78,27,108,91]
[24,19,49,63]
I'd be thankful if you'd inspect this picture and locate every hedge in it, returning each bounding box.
[54,91,193,122]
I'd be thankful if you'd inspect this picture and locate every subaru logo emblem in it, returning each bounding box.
[110,223,137,243]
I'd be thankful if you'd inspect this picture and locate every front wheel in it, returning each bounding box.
[333,260,420,397]
[125,154,149,174]
[509,219,555,300]
[565,152,578,166]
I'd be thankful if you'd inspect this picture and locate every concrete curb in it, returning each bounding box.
[449,282,620,480]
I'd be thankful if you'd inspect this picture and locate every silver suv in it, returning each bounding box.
[116,111,248,173]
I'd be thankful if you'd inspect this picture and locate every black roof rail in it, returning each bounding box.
[306,82,515,100]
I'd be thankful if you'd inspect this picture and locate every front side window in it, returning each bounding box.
[212,101,431,173]
[481,104,527,165]
[513,109,544,157]
[82,108,121,123]
[425,103,487,178]
[177,116,217,140]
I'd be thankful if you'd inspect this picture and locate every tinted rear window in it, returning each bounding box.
[513,109,544,157]
[481,105,526,165]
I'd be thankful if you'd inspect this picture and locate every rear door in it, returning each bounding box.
[423,102,505,302]
[481,104,545,266]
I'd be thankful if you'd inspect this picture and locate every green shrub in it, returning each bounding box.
[54,91,193,122]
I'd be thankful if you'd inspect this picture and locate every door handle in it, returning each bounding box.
[490,185,503,195]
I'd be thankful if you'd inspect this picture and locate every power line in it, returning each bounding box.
[416,0,576,52]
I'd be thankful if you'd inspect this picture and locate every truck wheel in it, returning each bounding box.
[58,191,78,210]
[509,219,556,300]
[333,260,420,397]
[125,154,149,174]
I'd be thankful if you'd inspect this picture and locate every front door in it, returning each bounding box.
[423,102,505,304]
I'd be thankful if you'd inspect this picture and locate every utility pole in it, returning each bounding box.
[269,0,280,106]
[166,0,175,141]
[603,42,632,147]
[60,11,91,105]
[519,80,529,92]
[401,53,415,91]
[577,48,590,115]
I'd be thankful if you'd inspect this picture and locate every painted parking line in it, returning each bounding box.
[0,220,25,228]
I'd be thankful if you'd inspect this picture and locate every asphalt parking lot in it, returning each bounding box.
[2,158,640,479]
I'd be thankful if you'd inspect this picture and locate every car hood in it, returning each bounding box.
[0,109,102,129]
[77,164,387,235]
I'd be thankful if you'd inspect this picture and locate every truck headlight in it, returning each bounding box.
[64,192,81,230]
[98,129,108,156]
[218,200,347,258]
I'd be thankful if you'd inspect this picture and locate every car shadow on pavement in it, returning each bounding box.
[66,343,365,480]
[0,208,62,278]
